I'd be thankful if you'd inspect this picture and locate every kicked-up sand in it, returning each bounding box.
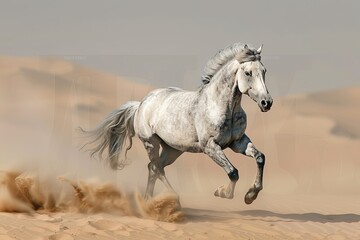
[0,172,358,240]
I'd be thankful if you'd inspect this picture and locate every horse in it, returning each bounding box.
[82,42,273,204]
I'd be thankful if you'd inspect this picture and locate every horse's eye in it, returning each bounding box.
[245,71,252,77]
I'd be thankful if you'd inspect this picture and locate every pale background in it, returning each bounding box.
[1,0,359,95]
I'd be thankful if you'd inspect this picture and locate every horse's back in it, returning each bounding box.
[137,86,198,126]
[139,87,192,111]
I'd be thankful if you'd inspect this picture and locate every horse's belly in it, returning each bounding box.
[158,134,202,153]
[165,140,202,153]
[155,124,202,152]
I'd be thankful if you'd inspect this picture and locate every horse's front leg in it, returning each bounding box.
[203,138,238,199]
[230,134,265,204]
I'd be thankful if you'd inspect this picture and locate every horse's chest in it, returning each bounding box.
[216,110,247,146]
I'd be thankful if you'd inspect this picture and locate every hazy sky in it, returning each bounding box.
[1,0,359,96]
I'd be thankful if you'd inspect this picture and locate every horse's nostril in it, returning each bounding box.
[267,100,272,108]
[261,100,267,107]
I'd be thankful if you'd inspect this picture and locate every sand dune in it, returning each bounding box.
[287,87,360,139]
[0,57,359,239]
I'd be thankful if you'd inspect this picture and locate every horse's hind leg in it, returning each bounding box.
[142,135,162,200]
[158,143,182,193]
[142,136,182,199]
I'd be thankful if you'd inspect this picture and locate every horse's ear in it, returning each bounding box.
[244,44,248,49]
[257,44,263,54]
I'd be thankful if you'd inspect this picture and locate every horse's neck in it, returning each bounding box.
[204,61,242,110]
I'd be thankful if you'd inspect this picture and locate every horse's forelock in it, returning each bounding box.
[236,47,261,63]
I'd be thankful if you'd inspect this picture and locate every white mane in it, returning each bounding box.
[201,42,261,85]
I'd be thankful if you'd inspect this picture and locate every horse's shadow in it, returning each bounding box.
[238,210,360,223]
[183,208,360,223]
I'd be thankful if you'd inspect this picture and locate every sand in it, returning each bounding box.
[0,193,358,239]
[0,57,359,239]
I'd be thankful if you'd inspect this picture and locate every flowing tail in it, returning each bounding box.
[80,101,140,170]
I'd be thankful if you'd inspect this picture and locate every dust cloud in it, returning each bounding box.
[135,192,184,222]
[0,170,184,223]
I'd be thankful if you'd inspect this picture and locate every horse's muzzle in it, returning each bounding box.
[259,96,273,112]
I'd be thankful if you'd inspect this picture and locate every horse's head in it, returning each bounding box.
[236,45,273,112]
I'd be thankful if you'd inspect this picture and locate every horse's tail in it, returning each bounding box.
[80,101,140,170]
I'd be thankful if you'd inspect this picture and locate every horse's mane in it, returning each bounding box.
[201,42,261,85]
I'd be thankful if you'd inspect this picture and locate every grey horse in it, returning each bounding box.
[82,42,273,204]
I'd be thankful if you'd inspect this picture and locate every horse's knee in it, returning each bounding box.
[148,162,158,173]
[148,162,164,175]
[228,168,239,182]
[256,153,265,167]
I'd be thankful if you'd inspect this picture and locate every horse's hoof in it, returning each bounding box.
[244,188,259,205]
[214,187,221,197]
[214,186,233,199]
[244,195,254,204]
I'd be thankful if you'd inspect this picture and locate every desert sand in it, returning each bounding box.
[0,56,359,239]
